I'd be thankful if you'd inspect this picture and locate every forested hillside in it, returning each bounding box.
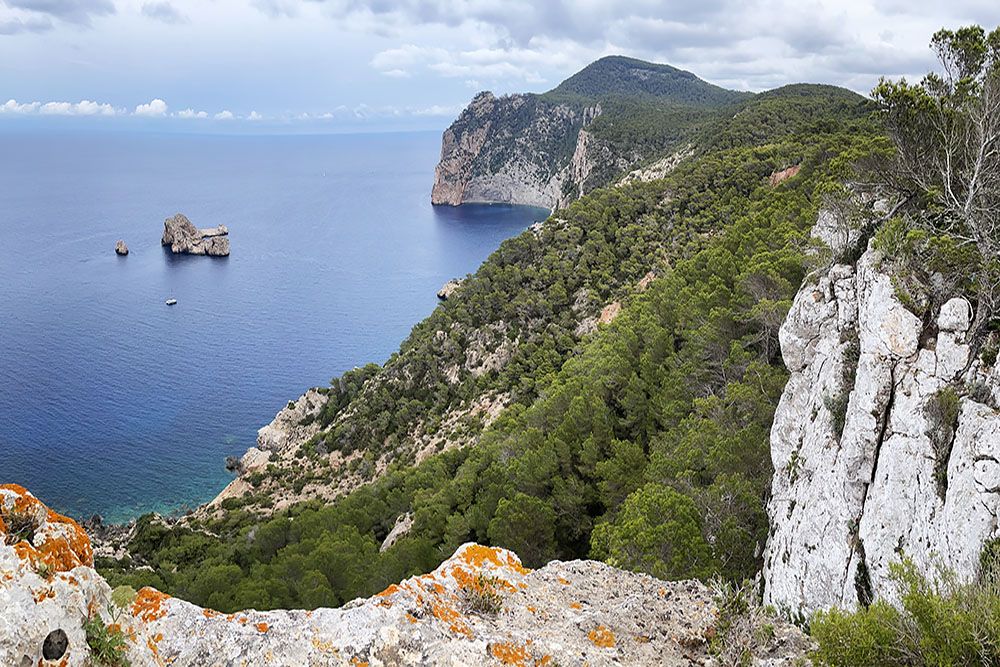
[99,85,881,613]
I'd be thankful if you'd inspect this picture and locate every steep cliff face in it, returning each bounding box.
[762,221,1000,617]
[432,56,750,209]
[431,92,590,209]
[1,484,810,666]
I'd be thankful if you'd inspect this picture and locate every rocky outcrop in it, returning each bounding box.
[161,213,230,256]
[1,484,811,666]
[437,278,464,300]
[114,240,129,255]
[762,223,1000,618]
[204,390,326,513]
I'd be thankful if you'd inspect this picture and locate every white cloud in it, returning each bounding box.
[176,108,208,118]
[0,99,117,115]
[134,98,168,116]
[247,110,262,120]
[0,99,40,114]
[214,110,234,120]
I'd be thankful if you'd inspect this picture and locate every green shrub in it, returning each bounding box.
[926,387,961,499]
[84,614,131,667]
[811,601,906,666]
[812,554,1000,666]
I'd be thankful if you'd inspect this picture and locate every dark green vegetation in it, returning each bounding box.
[99,84,880,613]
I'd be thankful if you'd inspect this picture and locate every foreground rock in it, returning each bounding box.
[1,484,809,666]
[161,213,230,256]
[762,219,1000,617]
[114,240,129,255]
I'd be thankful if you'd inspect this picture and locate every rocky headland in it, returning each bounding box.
[161,213,230,257]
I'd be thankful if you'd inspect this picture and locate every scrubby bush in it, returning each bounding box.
[812,555,1000,666]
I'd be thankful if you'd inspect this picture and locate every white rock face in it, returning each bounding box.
[763,236,1000,617]
[1,485,812,666]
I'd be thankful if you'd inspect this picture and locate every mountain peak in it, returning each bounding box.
[545,55,748,106]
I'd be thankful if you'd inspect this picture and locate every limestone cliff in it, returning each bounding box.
[0,484,810,666]
[431,92,591,209]
[431,56,749,209]
[762,218,1000,617]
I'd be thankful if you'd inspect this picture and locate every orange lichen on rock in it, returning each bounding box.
[131,587,171,622]
[490,641,531,666]
[202,609,221,619]
[256,622,269,633]
[349,657,369,667]
[569,602,582,610]
[458,544,530,575]
[1,485,94,572]
[377,584,402,598]
[588,625,616,648]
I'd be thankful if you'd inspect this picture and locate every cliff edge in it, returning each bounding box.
[762,217,1000,617]
[0,483,811,666]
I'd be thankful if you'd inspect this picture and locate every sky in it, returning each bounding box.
[1,0,999,133]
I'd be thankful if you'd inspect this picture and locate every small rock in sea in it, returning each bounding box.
[115,240,129,255]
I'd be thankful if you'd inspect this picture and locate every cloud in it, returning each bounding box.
[141,1,188,25]
[134,98,168,116]
[4,0,115,27]
[176,108,208,118]
[214,110,234,120]
[252,0,297,18]
[0,99,40,113]
[247,110,262,120]
[0,14,52,34]
[0,98,117,115]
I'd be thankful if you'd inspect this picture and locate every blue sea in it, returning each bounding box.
[0,130,545,522]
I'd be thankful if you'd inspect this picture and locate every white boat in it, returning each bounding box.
[166,298,177,306]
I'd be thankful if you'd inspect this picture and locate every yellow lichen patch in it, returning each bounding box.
[256,623,269,634]
[588,625,616,648]
[131,587,171,622]
[490,641,531,666]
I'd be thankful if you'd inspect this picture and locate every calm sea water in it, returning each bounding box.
[0,130,545,522]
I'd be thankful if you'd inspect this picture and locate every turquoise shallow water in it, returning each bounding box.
[0,129,545,522]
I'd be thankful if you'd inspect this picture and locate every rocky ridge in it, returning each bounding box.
[762,216,1000,617]
[0,484,811,666]
[161,213,230,256]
